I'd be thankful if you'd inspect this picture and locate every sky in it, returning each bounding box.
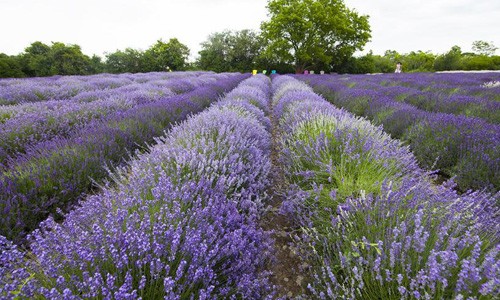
[0,0,499,60]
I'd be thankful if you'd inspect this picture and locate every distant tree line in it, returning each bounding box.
[0,41,103,78]
[104,38,190,74]
[0,38,191,78]
[342,42,500,74]
[1,0,499,78]
[2,38,499,79]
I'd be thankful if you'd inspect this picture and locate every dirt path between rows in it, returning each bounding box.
[260,105,309,299]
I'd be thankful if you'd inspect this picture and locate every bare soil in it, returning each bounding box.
[260,107,310,299]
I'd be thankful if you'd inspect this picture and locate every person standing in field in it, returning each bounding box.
[395,62,402,73]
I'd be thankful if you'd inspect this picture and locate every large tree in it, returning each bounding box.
[18,41,93,76]
[144,38,190,72]
[20,41,52,77]
[197,29,261,73]
[197,31,230,72]
[434,45,463,71]
[0,54,25,78]
[105,48,144,73]
[49,42,93,75]
[260,0,371,73]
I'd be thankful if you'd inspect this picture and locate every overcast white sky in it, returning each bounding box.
[1,0,499,60]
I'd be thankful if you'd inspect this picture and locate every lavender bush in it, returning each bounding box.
[405,113,500,191]
[274,75,500,299]
[0,72,228,166]
[0,73,247,242]
[299,73,500,192]
[335,72,500,104]
[0,72,212,105]
[0,86,177,165]
[1,75,276,298]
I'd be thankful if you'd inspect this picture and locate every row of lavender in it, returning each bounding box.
[2,73,499,298]
[0,72,219,165]
[0,72,214,105]
[273,76,499,299]
[374,72,500,103]
[298,73,500,192]
[0,72,248,242]
[1,75,276,298]
[342,72,500,124]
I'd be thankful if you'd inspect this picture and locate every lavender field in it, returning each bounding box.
[298,72,500,193]
[1,72,499,299]
[0,71,247,243]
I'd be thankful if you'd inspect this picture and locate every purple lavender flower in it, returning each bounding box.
[275,75,500,299]
[297,73,500,192]
[0,72,248,242]
[1,74,275,298]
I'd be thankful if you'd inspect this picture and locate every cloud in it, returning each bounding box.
[0,0,498,58]
[344,0,500,55]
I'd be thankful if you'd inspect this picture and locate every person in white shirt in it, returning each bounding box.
[395,62,402,73]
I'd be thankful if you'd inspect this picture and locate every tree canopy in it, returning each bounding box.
[104,48,144,74]
[17,41,94,77]
[104,39,190,74]
[0,54,25,78]
[434,45,463,71]
[197,30,262,73]
[143,38,190,72]
[471,40,498,57]
[260,0,371,73]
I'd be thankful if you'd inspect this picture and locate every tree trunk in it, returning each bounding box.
[295,61,308,74]
[295,67,304,74]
